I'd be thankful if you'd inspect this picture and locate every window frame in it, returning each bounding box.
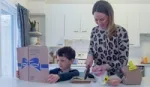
[0,0,19,77]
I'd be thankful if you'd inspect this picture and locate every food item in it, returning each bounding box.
[71,76,95,83]
[141,56,149,64]
[73,77,84,80]
[144,57,148,63]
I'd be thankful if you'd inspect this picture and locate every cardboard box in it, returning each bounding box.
[17,46,49,83]
[122,66,142,85]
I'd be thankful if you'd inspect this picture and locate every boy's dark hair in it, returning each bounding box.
[57,46,76,60]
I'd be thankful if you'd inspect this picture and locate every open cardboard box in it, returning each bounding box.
[17,46,49,83]
[122,66,142,85]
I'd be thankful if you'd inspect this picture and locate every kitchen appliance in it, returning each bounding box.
[75,53,87,66]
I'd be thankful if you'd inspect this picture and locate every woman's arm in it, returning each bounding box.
[118,27,129,67]
[88,27,95,57]
[86,27,95,68]
[108,27,129,78]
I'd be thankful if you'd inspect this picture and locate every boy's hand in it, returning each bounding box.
[16,71,20,78]
[48,74,60,83]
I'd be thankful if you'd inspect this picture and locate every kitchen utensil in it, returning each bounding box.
[84,65,90,80]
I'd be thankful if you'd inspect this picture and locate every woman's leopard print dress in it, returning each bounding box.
[88,25,129,78]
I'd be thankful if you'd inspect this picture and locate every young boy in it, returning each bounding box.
[17,46,79,83]
[47,46,79,83]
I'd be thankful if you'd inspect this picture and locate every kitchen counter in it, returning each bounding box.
[49,63,150,71]
[0,77,149,87]
[137,63,150,66]
[49,63,150,77]
[49,58,150,68]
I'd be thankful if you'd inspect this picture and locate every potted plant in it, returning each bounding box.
[29,19,37,32]
[29,19,42,45]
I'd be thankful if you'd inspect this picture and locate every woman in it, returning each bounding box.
[85,0,129,86]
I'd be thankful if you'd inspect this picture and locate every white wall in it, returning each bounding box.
[45,0,150,4]
[28,1,45,14]
[7,0,28,7]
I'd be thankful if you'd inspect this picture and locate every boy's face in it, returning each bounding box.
[57,56,74,71]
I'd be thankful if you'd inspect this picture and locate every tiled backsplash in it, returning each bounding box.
[64,34,150,61]
[140,34,150,59]
[45,34,148,65]
[129,47,142,58]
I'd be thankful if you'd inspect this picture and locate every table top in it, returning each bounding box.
[0,77,150,87]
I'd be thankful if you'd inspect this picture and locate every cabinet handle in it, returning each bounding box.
[129,44,134,45]
[82,31,87,32]
[74,31,78,32]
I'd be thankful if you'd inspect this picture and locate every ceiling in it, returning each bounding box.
[29,0,150,4]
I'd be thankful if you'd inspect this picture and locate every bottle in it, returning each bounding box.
[144,56,148,64]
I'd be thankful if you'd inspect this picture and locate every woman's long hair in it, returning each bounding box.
[92,0,116,38]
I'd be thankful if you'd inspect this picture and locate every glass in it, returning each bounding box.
[1,10,13,77]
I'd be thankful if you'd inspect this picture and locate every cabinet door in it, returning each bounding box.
[139,12,150,33]
[114,11,128,29]
[80,5,97,40]
[127,12,140,46]
[45,5,65,46]
[145,66,150,77]
[64,6,81,39]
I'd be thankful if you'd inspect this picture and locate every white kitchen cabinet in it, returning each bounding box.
[139,12,150,33]
[114,11,128,30]
[114,10,140,46]
[127,12,140,47]
[80,5,97,40]
[45,5,65,46]
[80,14,96,40]
[113,4,140,46]
[64,10,81,39]
[144,66,150,77]
[46,4,141,46]
[113,4,128,30]
[64,4,96,40]
[64,4,82,40]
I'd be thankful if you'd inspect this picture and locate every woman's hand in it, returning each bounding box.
[107,75,121,86]
[92,65,105,76]
[91,65,106,76]
[85,55,93,68]
[92,64,110,72]
[102,64,111,70]
[92,64,111,76]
